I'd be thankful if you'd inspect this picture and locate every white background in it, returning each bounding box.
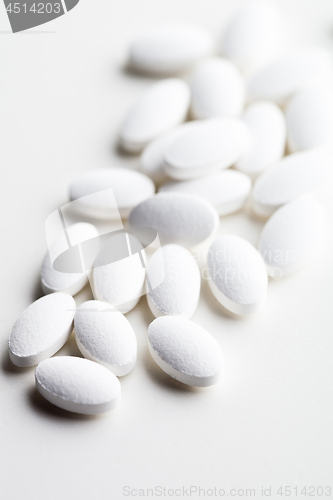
[1,1,333,499]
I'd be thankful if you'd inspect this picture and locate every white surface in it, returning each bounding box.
[1,0,333,499]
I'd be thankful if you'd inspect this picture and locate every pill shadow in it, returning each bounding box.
[245,202,268,226]
[132,295,155,323]
[112,138,139,158]
[1,348,35,375]
[28,386,102,421]
[121,62,164,82]
[32,275,44,302]
[143,348,203,394]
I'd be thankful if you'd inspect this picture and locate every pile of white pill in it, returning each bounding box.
[8,1,333,414]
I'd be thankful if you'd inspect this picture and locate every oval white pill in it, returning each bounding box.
[146,244,201,319]
[235,101,286,179]
[248,48,333,105]
[35,356,121,414]
[259,197,325,277]
[119,79,190,153]
[140,127,184,185]
[220,0,281,71]
[207,235,268,315]
[252,150,332,217]
[69,168,155,219]
[92,232,146,314]
[128,193,219,249]
[128,24,213,75]
[286,86,333,153]
[74,300,137,376]
[159,170,251,216]
[148,316,223,387]
[189,57,245,119]
[9,293,75,367]
[41,222,99,295]
[164,118,250,180]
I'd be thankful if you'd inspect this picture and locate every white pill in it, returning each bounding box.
[35,356,121,414]
[252,150,332,217]
[119,79,190,153]
[146,244,201,319]
[207,235,268,315]
[248,48,333,105]
[163,118,250,180]
[189,57,245,119]
[128,24,214,75]
[9,293,75,367]
[128,193,219,249]
[92,232,146,314]
[148,316,223,387]
[69,168,155,220]
[41,222,99,295]
[74,300,137,376]
[259,197,325,277]
[235,101,286,179]
[220,0,281,71]
[286,86,333,153]
[159,170,251,216]
[140,127,183,185]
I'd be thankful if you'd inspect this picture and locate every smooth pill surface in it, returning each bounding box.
[252,150,332,217]
[159,170,251,216]
[207,235,268,315]
[259,197,325,277]
[220,0,281,70]
[35,356,121,414]
[69,168,155,219]
[190,57,245,119]
[286,86,333,153]
[148,316,223,387]
[146,244,201,319]
[9,293,75,367]
[248,48,333,104]
[235,101,286,179]
[93,232,146,314]
[41,222,99,295]
[119,79,190,153]
[164,118,250,180]
[128,193,219,249]
[128,24,213,75]
[74,300,137,376]
[140,127,183,185]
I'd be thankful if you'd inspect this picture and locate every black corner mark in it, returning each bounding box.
[3,0,80,33]
[64,0,79,12]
